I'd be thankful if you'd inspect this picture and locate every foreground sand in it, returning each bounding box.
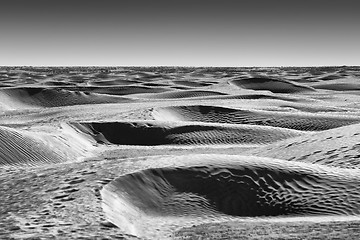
[1,66,360,239]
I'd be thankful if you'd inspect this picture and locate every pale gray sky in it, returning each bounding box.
[0,0,359,66]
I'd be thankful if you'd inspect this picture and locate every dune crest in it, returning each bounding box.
[0,123,95,168]
[71,121,304,146]
[152,105,360,131]
[230,77,316,93]
[313,83,360,91]
[131,90,227,99]
[0,87,134,110]
[246,123,360,169]
[0,126,66,167]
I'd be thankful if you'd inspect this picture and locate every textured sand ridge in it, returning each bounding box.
[313,83,360,91]
[0,87,134,109]
[132,90,227,99]
[101,154,360,237]
[209,93,305,102]
[173,80,213,88]
[63,85,171,96]
[230,77,316,93]
[2,66,360,239]
[153,105,360,131]
[0,126,65,167]
[0,123,94,168]
[246,123,360,169]
[72,121,304,146]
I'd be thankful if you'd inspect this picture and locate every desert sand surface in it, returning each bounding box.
[1,66,360,239]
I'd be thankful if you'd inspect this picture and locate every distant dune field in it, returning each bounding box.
[1,66,360,239]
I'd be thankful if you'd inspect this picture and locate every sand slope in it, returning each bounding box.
[0,126,65,167]
[153,105,360,131]
[313,83,360,91]
[246,123,360,169]
[230,77,316,93]
[71,121,304,146]
[131,90,227,99]
[0,87,134,110]
[0,123,95,168]
[2,66,360,240]
[101,154,360,237]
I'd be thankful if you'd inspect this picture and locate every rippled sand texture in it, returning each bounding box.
[1,66,360,239]
[101,155,360,237]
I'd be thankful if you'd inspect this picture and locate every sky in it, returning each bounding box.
[0,0,359,67]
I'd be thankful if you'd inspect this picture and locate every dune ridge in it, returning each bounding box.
[230,77,316,93]
[131,90,227,99]
[101,154,360,237]
[312,83,360,91]
[0,87,134,110]
[153,105,360,131]
[209,93,305,102]
[62,85,171,96]
[0,123,96,168]
[88,79,141,86]
[173,80,213,87]
[71,121,304,146]
[245,123,360,169]
[0,126,66,167]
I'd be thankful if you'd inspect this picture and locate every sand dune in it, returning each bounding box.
[319,74,343,81]
[313,83,360,91]
[141,82,171,87]
[211,93,305,102]
[137,91,306,102]
[2,66,360,239]
[72,121,303,146]
[0,126,65,167]
[230,77,316,93]
[153,105,360,131]
[0,87,134,109]
[0,123,94,168]
[246,123,360,169]
[132,90,227,99]
[101,154,360,237]
[60,85,171,96]
[173,80,213,87]
[88,79,141,86]
[276,103,355,113]
[39,80,75,86]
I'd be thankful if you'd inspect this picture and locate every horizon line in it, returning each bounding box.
[0,65,357,68]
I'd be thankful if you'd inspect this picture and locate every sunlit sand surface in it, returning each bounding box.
[1,66,360,239]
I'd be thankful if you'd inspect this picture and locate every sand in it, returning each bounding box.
[1,66,360,239]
